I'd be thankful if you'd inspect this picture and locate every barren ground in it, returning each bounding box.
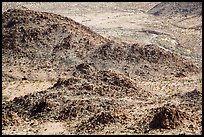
[2,2,202,135]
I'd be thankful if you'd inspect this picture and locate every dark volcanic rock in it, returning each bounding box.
[149,104,187,129]
[76,111,116,133]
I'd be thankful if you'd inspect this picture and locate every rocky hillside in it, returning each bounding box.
[148,2,202,17]
[2,9,110,81]
[2,9,199,82]
[2,9,202,135]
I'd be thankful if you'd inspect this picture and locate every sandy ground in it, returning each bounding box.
[2,81,54,101]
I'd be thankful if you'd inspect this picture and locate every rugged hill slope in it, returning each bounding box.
[2,9,199,81]
[2,9,202,135]
[148,2,202,17]
[2,9,110,81]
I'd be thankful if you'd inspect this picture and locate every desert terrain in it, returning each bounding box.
[2,2,202,135]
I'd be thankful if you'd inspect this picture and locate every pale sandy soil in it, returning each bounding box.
[2,81,54,101]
